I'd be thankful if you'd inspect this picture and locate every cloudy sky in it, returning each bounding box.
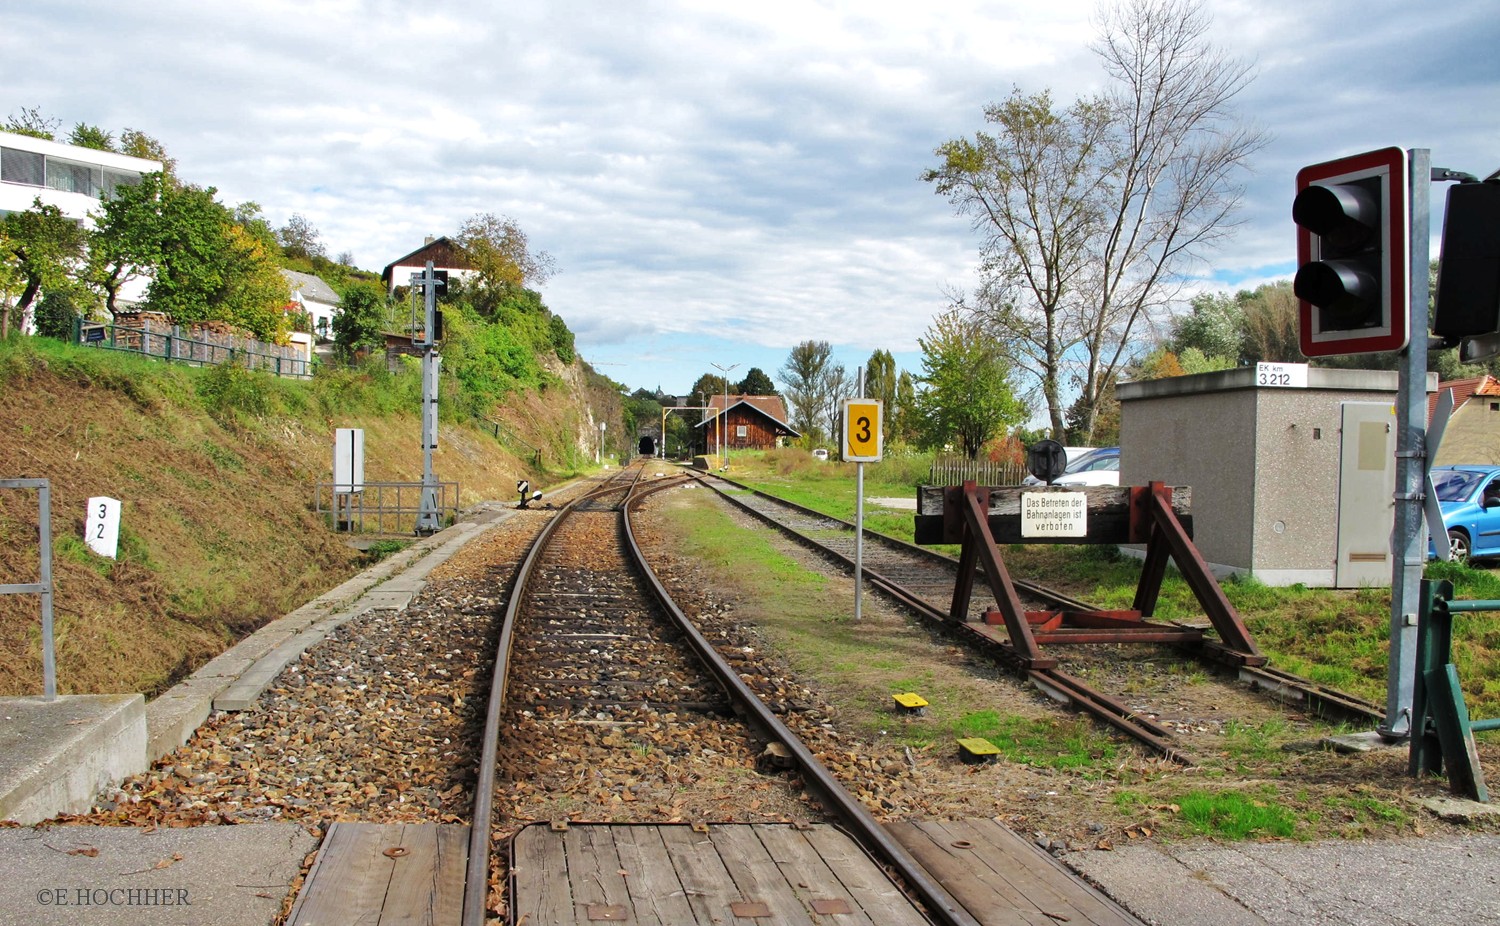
[5,1,1497,406]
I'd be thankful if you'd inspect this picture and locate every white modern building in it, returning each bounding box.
[1,130,163,323]
[0,130,161,224]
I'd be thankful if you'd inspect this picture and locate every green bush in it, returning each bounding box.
[195,360,272,423]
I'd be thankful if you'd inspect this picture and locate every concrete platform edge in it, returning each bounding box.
[0,695,147,825]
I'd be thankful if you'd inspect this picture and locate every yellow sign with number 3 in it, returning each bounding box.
[842,399,883,462]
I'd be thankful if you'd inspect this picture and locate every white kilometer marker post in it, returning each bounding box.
[84,496,121,559]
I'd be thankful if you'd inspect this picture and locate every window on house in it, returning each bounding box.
[1,147,45,187]
[101,169,141,199]
[46,158,99,197]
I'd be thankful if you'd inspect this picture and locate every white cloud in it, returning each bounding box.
[5,0,1497,395]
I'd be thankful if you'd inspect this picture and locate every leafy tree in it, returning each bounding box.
[925,0,1266,440]
[688,372,729,406]
[1133,347,1187,381]
[142,183,289,341]
[864,349,896,406]
[1236,281,1301,364]
[277,213,326,260]
[779,340,843,442]
[893,369,918,443]
[914,309,1027,458]
[1,199,86,338]
[4,106,59,140]
[87,171,167,317]
[232,202,279,250]
[1172,292,1242,364]
[118,128,176,175]
[548,312,575,363]
[0,227,21,329]
[455,213,556,292]
[216,223,292,340]
[736,366,776,396]
[33,289,83,340]
[332,282,387,359]
[67,123,114,151]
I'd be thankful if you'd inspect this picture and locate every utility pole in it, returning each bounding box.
[412,261,444,535]
[712,362,739,470]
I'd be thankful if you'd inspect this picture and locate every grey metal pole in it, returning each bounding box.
[1382,147,1431,739]
[39,481,56,701]
[854,367,865,623]
[416,260,443,535]
[711,362,738,470]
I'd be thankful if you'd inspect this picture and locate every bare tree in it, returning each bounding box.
[779,340,844,443]
[925,0,1267,441]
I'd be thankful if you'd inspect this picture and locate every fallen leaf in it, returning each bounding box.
[67,846,100,858]
[153,853,184,870]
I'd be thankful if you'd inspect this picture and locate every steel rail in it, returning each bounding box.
[461,467,642,926]
[687,471,1195,761]
[622,477,980,926]
[695,470,1383,742]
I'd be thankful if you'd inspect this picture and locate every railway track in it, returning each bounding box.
[688,470,1384,765]
[465,463,979,926]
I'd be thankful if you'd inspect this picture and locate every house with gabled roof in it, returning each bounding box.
[695,395,799,453]
[280,269,340,342]
[1431,374,1500,465]
[380,236,476,296]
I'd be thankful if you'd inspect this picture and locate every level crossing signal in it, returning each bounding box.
[1293,147,1409,357]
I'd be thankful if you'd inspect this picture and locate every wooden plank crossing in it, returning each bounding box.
[287,821,469,926]
[886,819,1141,926]
[511,822,929,925]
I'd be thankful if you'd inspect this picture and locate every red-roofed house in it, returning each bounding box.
[1432,375,1500,465]
[696,395,799,452]
[380,236,476,296]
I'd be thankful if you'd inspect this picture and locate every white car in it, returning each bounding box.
[1022,447,1106,485]
[811,448,829,461]
[1052,447,1120,486]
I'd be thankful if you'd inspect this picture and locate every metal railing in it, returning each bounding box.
[314,481,460,535]
[1411,578,1496,801]
[74,318,312,378]
[0,479,57,699]
[474,416,542,466]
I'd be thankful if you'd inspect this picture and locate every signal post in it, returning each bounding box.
[843,389,883,623]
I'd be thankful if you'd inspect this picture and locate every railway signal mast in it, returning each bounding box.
[1293,147,1491,740]
[412,261,446,535]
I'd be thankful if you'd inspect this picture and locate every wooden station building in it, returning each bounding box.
[697,395,800,453]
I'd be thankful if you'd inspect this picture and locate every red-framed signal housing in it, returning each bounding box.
[1296,146,1410,357]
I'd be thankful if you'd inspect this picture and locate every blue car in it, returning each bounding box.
[1429,465,1500,563]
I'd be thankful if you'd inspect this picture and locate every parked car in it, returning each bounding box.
[811,448,829,461]
[1021,446,1104,485]
[1052,446,1120,487]
[1429,465,1500,562]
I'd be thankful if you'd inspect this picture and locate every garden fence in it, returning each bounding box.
[74,317,311,378]
[927,454,1027,487]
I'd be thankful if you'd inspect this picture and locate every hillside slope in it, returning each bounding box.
[0,340,604,698]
